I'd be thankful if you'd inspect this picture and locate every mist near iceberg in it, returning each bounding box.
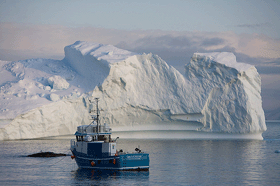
[0,41,266,140]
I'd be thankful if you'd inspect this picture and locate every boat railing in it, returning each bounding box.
[77,124,111,133]
[117,151,146,155]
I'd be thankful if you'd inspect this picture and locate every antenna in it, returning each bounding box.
[95,98,99,134]
[88,98,101,133]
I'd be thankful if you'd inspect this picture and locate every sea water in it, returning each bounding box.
[0,122,279,186]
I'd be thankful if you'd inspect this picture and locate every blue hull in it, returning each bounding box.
[72,151,149,171]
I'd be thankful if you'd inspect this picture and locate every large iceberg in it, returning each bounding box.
[0,41,266,140]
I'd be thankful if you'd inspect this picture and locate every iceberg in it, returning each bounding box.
[0,41,266,140]
[188,53,266,133]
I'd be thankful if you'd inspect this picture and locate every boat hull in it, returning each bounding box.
[71,151,149,171]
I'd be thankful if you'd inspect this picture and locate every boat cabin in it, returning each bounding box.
[71,123,117,158]
[75,123,112,142]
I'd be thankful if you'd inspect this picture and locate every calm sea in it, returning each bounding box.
[0,122,279,186]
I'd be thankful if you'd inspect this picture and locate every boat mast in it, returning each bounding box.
[95,98,99,134]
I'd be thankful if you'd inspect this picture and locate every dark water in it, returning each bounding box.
[0,122,280,186]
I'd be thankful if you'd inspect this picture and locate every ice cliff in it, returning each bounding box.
[187,53,266,133]
[0,41,266,140]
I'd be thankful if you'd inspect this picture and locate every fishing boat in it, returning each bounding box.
[70,98,149,171]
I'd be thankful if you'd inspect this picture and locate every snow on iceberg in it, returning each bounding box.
[0,41,266,140]
[47,75,70,90]
[63,41,136,91]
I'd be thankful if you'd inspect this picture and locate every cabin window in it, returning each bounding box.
[77,136,82,141]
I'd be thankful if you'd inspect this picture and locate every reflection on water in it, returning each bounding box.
[72,168,149,185]
[145,139,280,185]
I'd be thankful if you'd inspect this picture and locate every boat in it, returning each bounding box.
[70,98,149,171]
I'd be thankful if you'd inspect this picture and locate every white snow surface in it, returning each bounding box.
[193,52,252,72]
[66,41,137,64]
[47,75,70,90]
[0,41,266,140]
[63,41,137,92]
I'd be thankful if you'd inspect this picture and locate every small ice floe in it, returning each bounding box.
[275,150,280,153]
[28,151,67,157]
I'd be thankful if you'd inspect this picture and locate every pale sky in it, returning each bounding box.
[0,0,280,118]
[1,0,280,38]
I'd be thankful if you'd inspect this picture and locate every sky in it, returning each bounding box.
[1,0,280,37]
[0,0,280,119]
